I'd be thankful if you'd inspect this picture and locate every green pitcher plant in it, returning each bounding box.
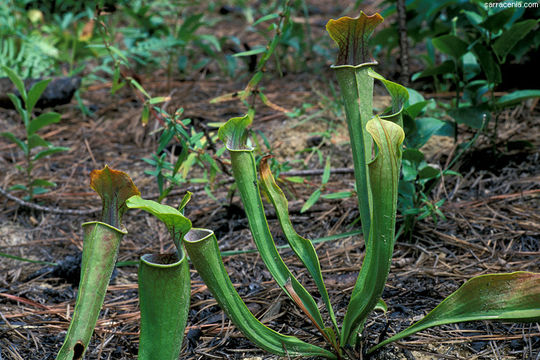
[126,195,192,360]
[183,11,540,359]
[56,166,140,360]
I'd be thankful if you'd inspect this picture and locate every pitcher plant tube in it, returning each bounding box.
[56,166,140,360]
[183,11,540,360]
[126,195,192,360]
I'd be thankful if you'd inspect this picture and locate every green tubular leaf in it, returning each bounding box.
[138,253,190,360]
[183,228,336,359]
[56,222,127,360]
[259,157,339,337]
[90,165,141,228]
[369,272,540,353]
[125,195,192,251]
[218,116,328,337]
[341,117,404,345]
[26,79,51,113]
[326,12,384,66]
[28,112,61,135]
[332,65,374,243]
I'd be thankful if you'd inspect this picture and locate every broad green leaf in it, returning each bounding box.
[1,132,27,153]
[493,19,538,63]
[26,79,51,113]
[301,189,321,213]
[183,228,336,359]
[448,106,487,129]
[126,195,192,251]
[405,100,430,119]
[480,8,515,33]
[370,272,540,353]
[326,12,384,66]
[496,90,540,108]
[218,115,328,338]
[31,187,50,196]
[90,165,140,228]
[402,148,424,163]
[2,65,26,102]
[28,134,49,149]
[8,184,27,191]
[412,60,454,80]
[472,42,502,85]
[418,165,440,179]
[30,179,56,188]
[341,117,404,345]
[432,35,468,60]
[28,112,61,135]
[33,146,69,161]
[260,157,339,337]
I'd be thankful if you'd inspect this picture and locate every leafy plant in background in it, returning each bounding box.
[0,1,100,78]
[378,0,540,140]
[0,66,69,201]
[182,12,540,359]
[143,107,220,203]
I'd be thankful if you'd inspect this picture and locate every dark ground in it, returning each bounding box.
[0,2,539,359]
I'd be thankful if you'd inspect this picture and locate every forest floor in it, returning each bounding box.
[0,2,539,360]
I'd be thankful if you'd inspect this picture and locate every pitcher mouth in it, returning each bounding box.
[140,253,184,267]
[330,61,378,70]
[81,220,128,234]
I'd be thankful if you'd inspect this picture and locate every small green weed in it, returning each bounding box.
[0,66,69,201]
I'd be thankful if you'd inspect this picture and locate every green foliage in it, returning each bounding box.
[0,66,69,201]
[143,108,219,203]
[376,0,540,143]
